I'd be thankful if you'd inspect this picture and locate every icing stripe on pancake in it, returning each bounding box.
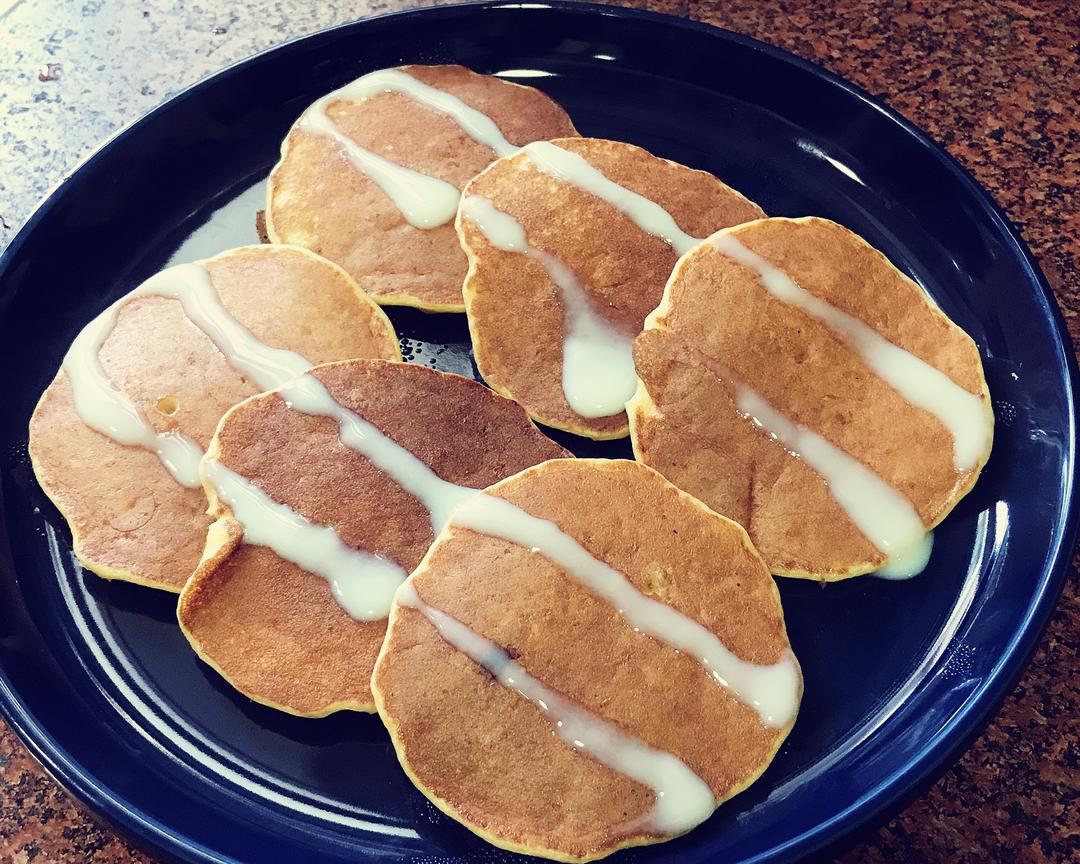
[64,260,314,486]
[64,307,204,487]
[519,141,701,255]
[205,460,406,620]
[397,581,716,833]
[449,492,801,728]
[711,232,989,472]
[735,383,927,562]
[297,69,517,229]
[62,260,311,488]
[276,373,476,530]
[335,69,517,158]
[460,195,636,418]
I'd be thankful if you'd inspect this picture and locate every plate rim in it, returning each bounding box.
[0,2,1076,862]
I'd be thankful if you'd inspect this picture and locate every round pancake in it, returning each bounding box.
[29,245,400,593]
[267,64,578,312]
[458,137,765,440]
[177,359,570,716]
[372,458,800,860]
[628,216,994,580]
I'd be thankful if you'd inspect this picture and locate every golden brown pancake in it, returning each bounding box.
[177,359,570,716]
[29,245,400,593]
[267,64,578,312]
[458,137,765,440]
[372,458,800,861]
[628,216,994,580]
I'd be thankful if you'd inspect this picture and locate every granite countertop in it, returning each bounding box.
[1,0,1076,861]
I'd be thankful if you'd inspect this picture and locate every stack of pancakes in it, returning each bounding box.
[29,64,992,861]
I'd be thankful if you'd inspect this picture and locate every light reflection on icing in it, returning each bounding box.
[520,141,701,255]
[710,231,990,472]
[450,491,801,728]
[735,384,928,566]
[460,195,636,418]
[204,460,405,620]
[873,532,934,580]
[397,582,716,833]
[296,68,517,228]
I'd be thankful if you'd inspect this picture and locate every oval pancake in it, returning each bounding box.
[177,359,570,716]
[267,64,578,312]
[372,458,800,861]
[628,216,994,581]
[458,137,765,440]
[28,245,400,592]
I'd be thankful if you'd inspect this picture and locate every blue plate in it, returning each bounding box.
[0,3,1075,862]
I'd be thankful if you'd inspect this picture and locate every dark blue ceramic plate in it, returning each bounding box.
[0,3,1075,862]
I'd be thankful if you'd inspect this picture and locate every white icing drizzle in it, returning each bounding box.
[63,262,798,715]
[296,68,517,229]
[63,301,204,486]
[874,532,934,580]
[339,69,517,157]
[710,232,990,472]
[519,141,701,255]
[735,384,927,564]
[205,461,405,620]
[275,373,476,531]
[460,196,636,418]
[450,492,801,728]
[62,261,313,486]
[397,582,716,834]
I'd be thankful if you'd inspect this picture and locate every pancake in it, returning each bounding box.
[28,245,400,593]
[177,359,570,716]
[628,216,994,581]
[372,458,801,860]
[266,64,578,312]
[457,137,765,440]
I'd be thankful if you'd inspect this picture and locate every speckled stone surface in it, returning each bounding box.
[0,0,1076,861]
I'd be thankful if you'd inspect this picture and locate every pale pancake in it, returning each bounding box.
[29,245,400,593]
[458,137,765,440]
[372,458,800,861]
[628,216,994,580]
[267,64,578,312]
[177,360,570,716]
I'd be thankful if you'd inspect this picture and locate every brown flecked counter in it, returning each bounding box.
[0,1,1076,861]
